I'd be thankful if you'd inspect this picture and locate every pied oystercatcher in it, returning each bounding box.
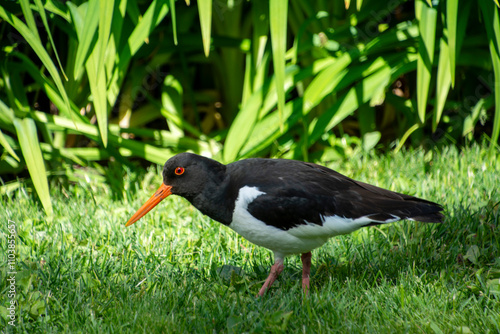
[126,153,443,296]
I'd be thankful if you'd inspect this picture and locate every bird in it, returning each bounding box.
[125,152,444,296]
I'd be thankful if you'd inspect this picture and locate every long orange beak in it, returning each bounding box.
[125,184,172,227]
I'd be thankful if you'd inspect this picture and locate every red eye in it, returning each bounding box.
[174,167,185,175]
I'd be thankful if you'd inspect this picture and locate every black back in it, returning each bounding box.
[225,158,443,230]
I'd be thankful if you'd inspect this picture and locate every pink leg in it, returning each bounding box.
[301,252,312,295]
[257,258,284,297]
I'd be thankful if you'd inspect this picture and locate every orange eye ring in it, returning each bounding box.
[174,167,185,175]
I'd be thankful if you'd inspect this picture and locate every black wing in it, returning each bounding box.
[230,159,443,231]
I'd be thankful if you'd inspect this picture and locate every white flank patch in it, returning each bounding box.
[229,186,401,258]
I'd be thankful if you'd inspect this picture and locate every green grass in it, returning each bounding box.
[1,144,499,333]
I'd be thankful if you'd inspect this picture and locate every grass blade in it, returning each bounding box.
[269,0,288,129]
[13,118,53,215]
[198,0,212,57]
[415,0,437,123]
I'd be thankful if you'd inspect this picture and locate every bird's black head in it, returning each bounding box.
[162,153,226,201]
[125,153,227,227]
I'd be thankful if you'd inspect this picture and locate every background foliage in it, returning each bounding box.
[0,0,500,214]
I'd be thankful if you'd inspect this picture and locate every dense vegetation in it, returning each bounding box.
[0,0,499,214]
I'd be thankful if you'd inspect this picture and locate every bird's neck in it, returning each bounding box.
[187,174,235,225]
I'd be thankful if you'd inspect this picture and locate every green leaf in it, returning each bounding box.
[433,36,451,132]
[72,0,99,80]
[31,112,208,164]
[362,132,381,152]
[0,129,20,162]
[223,90,264,163]
[357,0,363,11]
[415,0,437,123]
[86,55,109,147]
[13,118,52,216]
[198,0,212,57]
[0,99,15,126]
[19,0,41,43]
[462,98,491,137]
[9,51,86,123]
[307,65,392,146]
[169,0,178,45]
[269,0,288,128]
[252,0,269,69]
[394,123,420,153]
[446,0,458,86]
[97,0,115,78]
[303,51,358,113]
[161,75,184,136]
[108,0,170,94]
[358,105,376,136]
[33,0,67,80]
[92,0,116,147]
[479,0,500,147]
[0,6,72,121]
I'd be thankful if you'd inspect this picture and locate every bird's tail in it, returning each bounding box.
[409,210,444,223]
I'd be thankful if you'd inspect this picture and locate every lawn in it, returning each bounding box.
[1,144,499,333]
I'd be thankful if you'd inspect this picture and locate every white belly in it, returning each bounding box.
[229,186,377,259]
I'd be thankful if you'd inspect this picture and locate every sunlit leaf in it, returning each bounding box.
[198,0,212,57]
[269,0,288,128]
[433,37,451,132]
[33,0,67,80]
[223,90,264,163]
[0,129,20,162]
[19,0,41,42]
[307,65,392,146]
[13,118,52,215]
[72,0,99,80]
[415,0,437,123]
